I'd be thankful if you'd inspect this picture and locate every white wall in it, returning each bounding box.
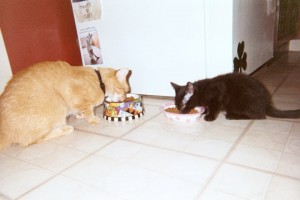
[233,0,276,74]
[0,29,12,94]
[205,0,233,78]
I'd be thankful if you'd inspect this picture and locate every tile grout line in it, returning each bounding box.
[8,104,157,199]
[14,136,120,200]
[270,72,290,96]
[193,120,255,199]
[225,160,300,181]
[262,120,295,200]
[15,109,163,199]
[120,137,221,163]
[1,151,66,200]
[117,112,163,139]
[0,193,10,200]
[192,60,300,199]
[75,105,163,139]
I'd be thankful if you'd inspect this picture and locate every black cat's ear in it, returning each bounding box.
[171,82,181,91]
[185,82,194,94]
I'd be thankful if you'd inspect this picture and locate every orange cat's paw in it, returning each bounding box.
[88,116,100,124]
[76,113,84,119]
[62,125,75,135]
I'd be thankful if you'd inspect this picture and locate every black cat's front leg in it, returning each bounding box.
[204,102,221,121]
[202,106,209,115]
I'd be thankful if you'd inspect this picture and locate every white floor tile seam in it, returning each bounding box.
[5,113,170,199]
[266,117,300,123]
[8,114,296,199]
[269,74,291,96]
[73,111,162,139]
[268,118,300,123]
[195,162,300,200]
[55,133,283,200]
[58,156,205,200]
[14,174,123,200]
[189,120,256,199]
[13,176,57,200]
[1,131,117,162]
[0,149,110,200]
[1,151,58,174]
[0,109,167,199]
[225,160,300,183]
[113,114,296,166]
[11,170,62,200]
[79,153,210,188]
[274,92,300,97]
[5,138,124,199]
[194,163,269,200]
[119,129,254,163]
[119,137,222,163]
[262,173,275,200]
[10,141,123,200]
[117,112,164,139]
[0,193,10,200]
[0,193,12,200]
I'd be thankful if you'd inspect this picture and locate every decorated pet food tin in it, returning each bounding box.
[104,94,144,121]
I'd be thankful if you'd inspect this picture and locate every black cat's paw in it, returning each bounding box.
[204,115,216,121]
[225,113,233,119]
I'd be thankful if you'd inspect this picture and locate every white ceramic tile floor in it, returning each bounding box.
[1,52,300,200]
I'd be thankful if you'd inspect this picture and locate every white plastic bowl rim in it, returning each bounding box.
[161,103,205,122]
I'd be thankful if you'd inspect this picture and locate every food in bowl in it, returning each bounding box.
[124,97,135,102]
[165,107,198,114]
[161,104,205,122]
[104,93,144,121]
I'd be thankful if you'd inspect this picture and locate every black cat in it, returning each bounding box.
[171,73,300,121]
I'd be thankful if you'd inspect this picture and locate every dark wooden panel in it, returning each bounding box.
[0,0,82,74]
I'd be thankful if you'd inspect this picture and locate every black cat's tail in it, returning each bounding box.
[267,106,300,119]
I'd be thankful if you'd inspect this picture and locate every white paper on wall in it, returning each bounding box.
[71,0,103,66]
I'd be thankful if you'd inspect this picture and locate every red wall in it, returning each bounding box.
[0,0,82,74]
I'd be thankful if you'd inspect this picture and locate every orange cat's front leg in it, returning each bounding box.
[87,115,100,124]
[75,103,100,124]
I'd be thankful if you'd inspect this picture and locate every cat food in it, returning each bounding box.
[106,96,135,103]
[124,97,135,102]
[165,107,198,114]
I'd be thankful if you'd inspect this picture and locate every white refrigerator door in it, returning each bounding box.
[0,29,12,94]
[98,0,207,96]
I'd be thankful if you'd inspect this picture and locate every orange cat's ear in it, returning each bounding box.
[116,68,129,82]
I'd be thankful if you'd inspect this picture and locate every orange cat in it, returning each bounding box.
[0,61,130,149]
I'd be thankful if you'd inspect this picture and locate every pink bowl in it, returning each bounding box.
[161,103,205,122]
